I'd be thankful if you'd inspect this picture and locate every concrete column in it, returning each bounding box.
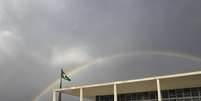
[80,88,83,101]
[53,91,56,101]
[156,79,162,101]
[114,84,117,101]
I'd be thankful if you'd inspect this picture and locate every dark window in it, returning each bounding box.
[109,95,113,101]
[199,87,201,96]
[100,96,105,101]
[192,98,199,101]
[176,89,183,97]
[105,96,109,101]
[132,93,136,100]
[120,94,125,101]
[125,94,132,101]
[184,88,191,97]
[136,93,143,100]
[117,95,120,101]
[177,99,184,101]
[184,98,191,101]
[143,92,149,99]
[169,90,176,98]
[150,91,156,99]
[96,96,99,101]
[191,88,199,97]
[162,91,169,98]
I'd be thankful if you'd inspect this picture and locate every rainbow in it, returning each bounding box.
[33,50,201,101]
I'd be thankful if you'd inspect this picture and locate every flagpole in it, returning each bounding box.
[58,69,62,101]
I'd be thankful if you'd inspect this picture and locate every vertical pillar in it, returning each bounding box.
[156,79,162,101]
[53,91,56,101]
[80,88,83,101]
[114,84,117,101]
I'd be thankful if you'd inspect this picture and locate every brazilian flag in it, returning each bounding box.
[59,69,71,101]
[61,69,71,81]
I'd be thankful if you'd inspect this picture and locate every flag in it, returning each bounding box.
[58,69,71,101]
[61,69,71,81]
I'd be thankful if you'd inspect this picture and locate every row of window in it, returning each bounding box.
[96,87,201,101]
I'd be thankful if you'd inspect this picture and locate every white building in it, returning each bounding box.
[53,70,201,101]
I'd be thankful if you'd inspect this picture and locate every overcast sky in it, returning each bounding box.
[0,0,201,101]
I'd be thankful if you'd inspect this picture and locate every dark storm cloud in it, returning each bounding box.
[0,0,201,101]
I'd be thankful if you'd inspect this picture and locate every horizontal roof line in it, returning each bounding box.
[55,70,201,92]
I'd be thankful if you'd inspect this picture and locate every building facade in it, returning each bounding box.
[53,71,201,101]
[96,87,201,101]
